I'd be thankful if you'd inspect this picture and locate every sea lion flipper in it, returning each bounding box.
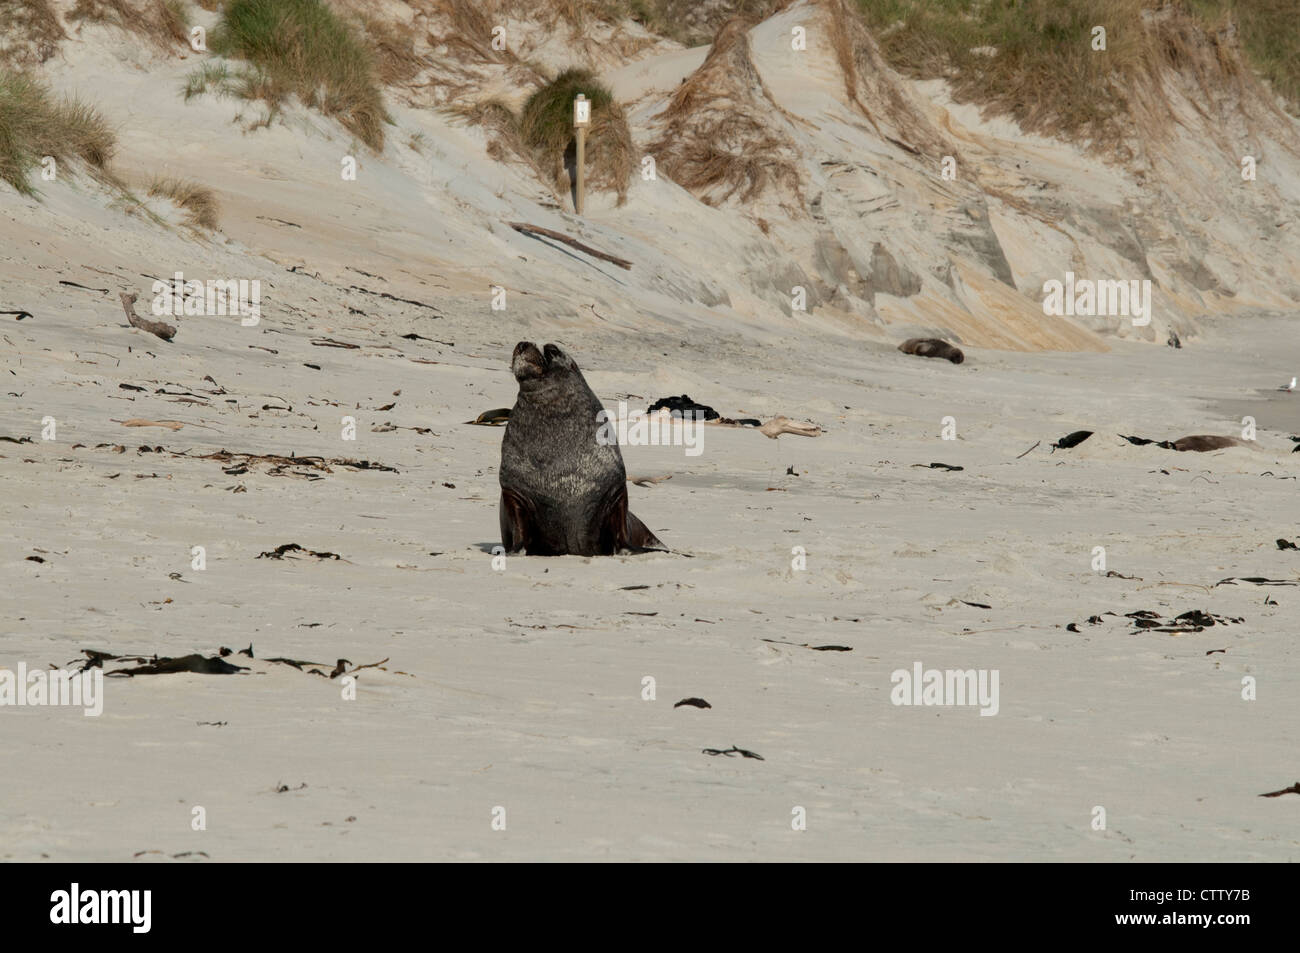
[594,481,665,554]
[499,488,535,554]
[623,510,667,553]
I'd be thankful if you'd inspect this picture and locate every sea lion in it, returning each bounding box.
[499,342,666,556]
[1170,435,1246,452]
[899,338,964,364]
[466,407,511,425]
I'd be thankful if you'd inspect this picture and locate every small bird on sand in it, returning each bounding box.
[1279,377,1296,392]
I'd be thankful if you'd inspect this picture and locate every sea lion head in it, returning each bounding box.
[511,341,579,386]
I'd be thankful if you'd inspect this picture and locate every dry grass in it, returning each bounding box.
[853,0,1298,148]
[585,100,634,200]
[431,0,513,66]
[454,98,532,164]
[0,70,116,194]
[205,0,389,151]
[621,0,786,46]
[357,13,427,86]
[648,17,801,205]
[1217,0,1300,112]
[148,175,220,229]
[68,0,190,51]
[519,68,633,204]
[0,0,66,67]
[827,0,950,158]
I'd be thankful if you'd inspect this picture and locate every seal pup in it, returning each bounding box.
[499,342,666,556]
[899,338,964,364]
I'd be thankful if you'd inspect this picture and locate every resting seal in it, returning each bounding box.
[499,342,666,556]
[899,338,964,364]
[1171,435,1246,452]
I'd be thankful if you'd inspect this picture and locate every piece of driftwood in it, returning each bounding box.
[759,416,822,439]
[115,418,184,430]
[119,291,176,341]
[507,222,633,270]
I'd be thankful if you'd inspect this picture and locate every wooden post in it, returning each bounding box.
[573,93,590,215]
[575,126,586,215]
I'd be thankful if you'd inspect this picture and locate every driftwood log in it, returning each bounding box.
[507,222,633,270]
[119,291,176,341]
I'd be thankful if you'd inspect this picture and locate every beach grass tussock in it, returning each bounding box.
[356,13,426,87]
[68,0,191,51]
[199,0,389,151]
[454,98,532,166]
[148,175,220,229]
[622,0,786,47]
[827,0,951,159]
[648,18,801,206]
[0,70,116,195]
[0,0,66,67]
[851,0,1298,149]
[519,68,632,204]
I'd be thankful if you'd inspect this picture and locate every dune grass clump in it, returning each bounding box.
[204,0,388,150]
[357,13,425,87]
[853,0,1300,138]
[519,68,632,204]
[1187,0,1300,113]
[0,70,116,194]
[68,0,191,50]
[0,0,66,67]
[455,98,531,165]
[519,69,614,157]
[148,175,219,229]
[852,0,1149,145]
[647,19,801,205]
[623,0,784,46]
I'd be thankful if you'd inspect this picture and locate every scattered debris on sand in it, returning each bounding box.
[257,543,342,561]
[1067,609,1244,634]
[762,638,853,651]
[646,394,719,420]
[1051,430,1093,450]
[703,745,764,760]
[71,648,397,680]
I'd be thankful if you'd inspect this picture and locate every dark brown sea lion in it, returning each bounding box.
[499,342,666,556]
[1171,435,1246,452]
[899,338,964,364]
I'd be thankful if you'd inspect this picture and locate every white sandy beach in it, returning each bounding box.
[2,0,1299,862]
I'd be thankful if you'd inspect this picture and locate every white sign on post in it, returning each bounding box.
[574,94,591,127]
